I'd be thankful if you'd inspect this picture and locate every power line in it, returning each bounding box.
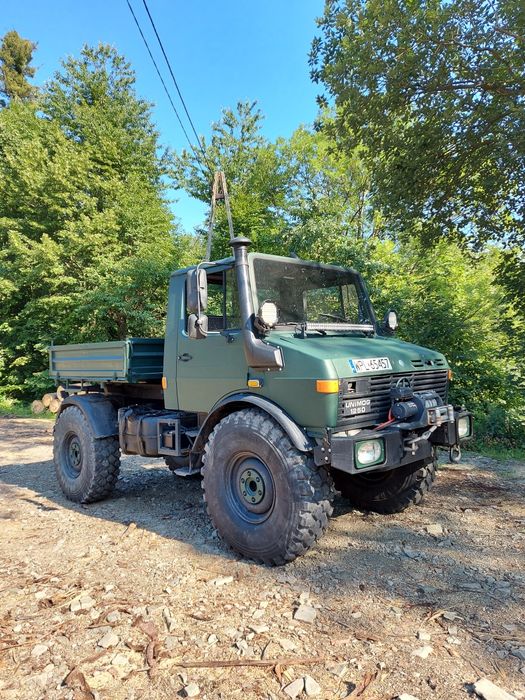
[125,0,205,167]
[141,0,211,169]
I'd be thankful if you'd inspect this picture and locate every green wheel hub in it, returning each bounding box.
[64,433,83,477]
[225,455,275,523]
[239,467,265,505]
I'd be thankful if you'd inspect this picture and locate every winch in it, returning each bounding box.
[390,384,453,430]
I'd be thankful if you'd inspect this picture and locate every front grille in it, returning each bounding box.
[337,369,448,429]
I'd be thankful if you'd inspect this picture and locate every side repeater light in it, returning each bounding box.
[161,376,168,389]
[316,379,339,394]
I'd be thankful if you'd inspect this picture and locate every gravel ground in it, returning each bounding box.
[0,416,524,700]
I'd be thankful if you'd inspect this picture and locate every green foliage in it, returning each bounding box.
[369,239,525,446]
[0,30,37,105]
[311,0,525,251]
[0,394,53,420]
[0,44,195,399]
[174,100,290,258]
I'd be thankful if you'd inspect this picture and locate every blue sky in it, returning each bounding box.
[2,0,324,231]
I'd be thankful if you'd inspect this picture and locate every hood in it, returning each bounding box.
[268,332,448,378]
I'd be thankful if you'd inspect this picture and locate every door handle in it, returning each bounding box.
[177,353,193,362]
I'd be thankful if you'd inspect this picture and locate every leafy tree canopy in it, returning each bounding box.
[311,0,525,251]
[0,30,36,105]
[0,44,192,398]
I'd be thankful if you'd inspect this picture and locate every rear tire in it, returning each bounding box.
[202,408,334,565]
[333,454,437,514]
[53,406,120,503]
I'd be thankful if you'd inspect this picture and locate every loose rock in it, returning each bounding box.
[304,674,321,696]
[426,524,444,537]
[183,682,200,698]
[283,678,304,698]
[412,645,433,659]
[97,630,120,648]
[473,678,517,700]
[31,644,49,657]
[293,604,317,623]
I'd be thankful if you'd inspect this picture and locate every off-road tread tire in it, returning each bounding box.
[333,457,436,514]
[54,406,120,503]
[201,408,334,566]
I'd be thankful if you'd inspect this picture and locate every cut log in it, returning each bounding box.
[42,393,56,408]
[31,400,45,415]
[48,397,61,414]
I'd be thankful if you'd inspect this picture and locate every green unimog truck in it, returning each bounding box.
[49,237,472,565]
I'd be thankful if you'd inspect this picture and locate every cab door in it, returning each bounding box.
[176,266,247,412]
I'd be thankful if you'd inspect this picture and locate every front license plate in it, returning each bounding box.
[344,398,371,415]
[348,357,393,373]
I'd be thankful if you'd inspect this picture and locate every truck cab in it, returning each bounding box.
[50,237,472,565]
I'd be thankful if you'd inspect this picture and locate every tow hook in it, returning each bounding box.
[449,444,462,463]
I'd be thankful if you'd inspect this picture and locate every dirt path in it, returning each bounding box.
[0,417,524,700]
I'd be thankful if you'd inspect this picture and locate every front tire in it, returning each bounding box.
[53,406,120,503]
[333,454,437,514]
[202,409,334,565]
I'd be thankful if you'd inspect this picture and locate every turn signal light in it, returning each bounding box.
[316,379,339,394]
[448,369,453,380]
[161,376,168,389]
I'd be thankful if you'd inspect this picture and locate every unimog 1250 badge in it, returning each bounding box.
[348,357,393,373]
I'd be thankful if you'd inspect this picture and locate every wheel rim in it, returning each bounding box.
[226,454,275,523]
[64,432,83,478]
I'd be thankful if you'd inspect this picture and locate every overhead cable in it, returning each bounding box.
[141,0,212,169]
[125,0,205,167]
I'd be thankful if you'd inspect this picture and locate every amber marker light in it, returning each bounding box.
[161,376,168,389]
[316,379,339,394]
[448,369,453,380]
[247,379,262,388]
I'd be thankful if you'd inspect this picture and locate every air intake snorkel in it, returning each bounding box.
[230,237,283,371]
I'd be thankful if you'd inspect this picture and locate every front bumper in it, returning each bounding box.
[315,407,473,475]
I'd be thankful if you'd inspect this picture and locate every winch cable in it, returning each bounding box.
[373,409,395,431]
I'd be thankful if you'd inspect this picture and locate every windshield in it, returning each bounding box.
[252,257,374,330]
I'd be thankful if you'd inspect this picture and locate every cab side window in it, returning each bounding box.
[187,268,240,332]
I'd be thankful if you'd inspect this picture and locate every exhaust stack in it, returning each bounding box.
[230,237,283,371]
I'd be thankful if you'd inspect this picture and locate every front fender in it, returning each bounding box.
[192,392,313,455]
[58,394,118,439]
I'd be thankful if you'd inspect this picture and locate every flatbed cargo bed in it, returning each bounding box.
[48,338,164,384]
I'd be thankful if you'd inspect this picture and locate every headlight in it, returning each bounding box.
[457,416,471,438]
[355,439,384,467]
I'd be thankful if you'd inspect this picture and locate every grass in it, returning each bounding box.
[0,395,54,420]
[464,442,525,462]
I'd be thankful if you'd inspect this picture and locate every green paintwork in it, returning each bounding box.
[48,338,164,383]
[50,252,449,436]
[242,332,447,432]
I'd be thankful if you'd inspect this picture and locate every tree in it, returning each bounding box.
[369,239,525,445]
[310,0,525,251]
[0,45,192,398]
[173,101,291,258]
[0,30,36,105]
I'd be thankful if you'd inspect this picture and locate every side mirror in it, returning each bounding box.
[186,268,208,314]
[188,313,208,340]
[254,301,278,335]
[383,309,398,335]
